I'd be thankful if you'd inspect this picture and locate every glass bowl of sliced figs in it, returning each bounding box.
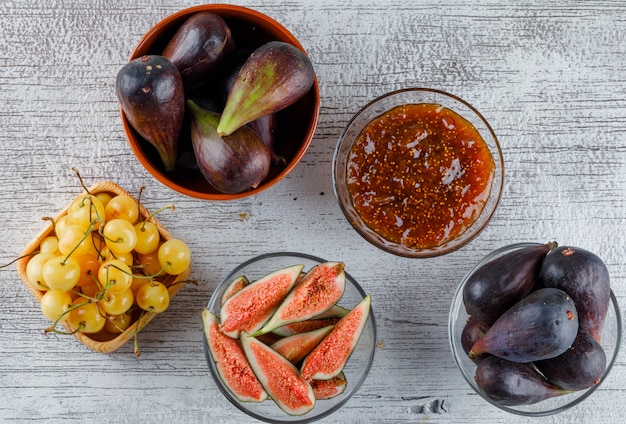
[117,5,320,200]
[449,242,622,416]
[202,252,376,423]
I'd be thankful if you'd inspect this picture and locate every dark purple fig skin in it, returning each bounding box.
[187,99,270,194]
[475,356,570,406]
[249,114,285,166]
[116,55,184,171]
[217,41,315,136]
[461,316,489,360]
[463,242,557,326]
[538,245,610,342]
[162,12,234,91]
[536,330,606,391]
[470,288,579,363]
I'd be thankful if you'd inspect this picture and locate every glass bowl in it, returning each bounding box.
[448,242,622,416]
[332,88,503,258]
[120,5,320,200]
[204,252,377,423]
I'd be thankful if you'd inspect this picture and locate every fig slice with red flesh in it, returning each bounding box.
[311,372,348,400]
[241,332,316,416]
[271,304,349,337]
[202,309,268,403]
[272,317,342,338]
[220,275,249,306]
[220,264,303,338]
[270,325,334,364]
[301,294,371,381]
[255,262,346,335]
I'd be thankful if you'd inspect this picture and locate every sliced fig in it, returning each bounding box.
[202,309,267,402]
[256,262,346,335]
[272,317,342,338]
[538,245,610,342]
[469,288,579,363]
[301,294,371,380]
[311,372,348,400]
[220,264,303,338]
[220,275,249,306]
[241,332,315,416]
[313,304,350,319]
[116,55,185,171]
[463,242,557,326]
[162,12,234,90]
[270,325,334,364]
[187,99,271,194]
[217,41,315,136]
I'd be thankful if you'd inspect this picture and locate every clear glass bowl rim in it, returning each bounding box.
[204,251,377,423]
[448,242,623,416]
[332,87,505,258]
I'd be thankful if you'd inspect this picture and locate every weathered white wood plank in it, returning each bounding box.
[0,0,624,423]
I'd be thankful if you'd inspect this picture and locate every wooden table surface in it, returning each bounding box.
[1,1,624,423]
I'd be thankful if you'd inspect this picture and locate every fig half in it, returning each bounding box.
[301,294,371,380]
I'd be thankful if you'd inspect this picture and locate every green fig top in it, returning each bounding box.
[217,41,315,136]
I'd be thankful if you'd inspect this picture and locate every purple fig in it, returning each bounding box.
[536,330,606,391]
[217,41,315,136]
[469,288,579,363]
[461,316,489,360]
[116,55,184,171]
[475,356,571,406]
[187,99,271,194]
[249,114,285,165]
[162,12,234,90]
[538,245,610,342]
[463,242,557,326]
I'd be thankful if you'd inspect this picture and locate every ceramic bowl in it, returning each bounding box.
[332,88,503,257]
[448,242,622,416]
[203,252,376,423]
[121,5,320,200]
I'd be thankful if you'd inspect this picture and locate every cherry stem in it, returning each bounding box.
[72,167,91,195]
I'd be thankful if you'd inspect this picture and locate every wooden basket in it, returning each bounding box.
[16,181,190,353]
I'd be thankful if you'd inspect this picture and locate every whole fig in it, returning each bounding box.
[116,55,185,171]
[461,316,489,359]
[475,356,570,406]
[536,330,606,391]
[187,99,270,194]
[539,245,610,342]
[162,12,234,90]
[463,242,556,326]
[469,288,578,363]
[217,41,315,136]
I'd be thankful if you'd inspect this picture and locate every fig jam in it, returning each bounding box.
[346,103,495,249]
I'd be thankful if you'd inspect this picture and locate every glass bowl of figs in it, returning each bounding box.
[202,252,376,423]
[449,242,622,416]
[117,5,320,200]
[333,88,504,258]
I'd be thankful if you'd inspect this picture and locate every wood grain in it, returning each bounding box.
[0,1,624,423]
